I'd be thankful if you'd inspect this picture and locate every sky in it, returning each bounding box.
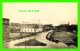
[3,3,77,26]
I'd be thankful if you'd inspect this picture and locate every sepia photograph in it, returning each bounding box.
[2,3,77,49]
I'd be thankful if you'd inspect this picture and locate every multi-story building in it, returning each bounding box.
[20,23,43,34]
[3,18,10,41]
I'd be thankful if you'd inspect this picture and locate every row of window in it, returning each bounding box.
[20,29,42,32]
[3,21,9,23]
[21,26,34,28]
[21,24,36,26]
[20,29,35,32]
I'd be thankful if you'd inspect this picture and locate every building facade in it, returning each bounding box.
[3,18,10,41]
[20,23,43,34]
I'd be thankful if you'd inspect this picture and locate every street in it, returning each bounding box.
[7,30,71,48]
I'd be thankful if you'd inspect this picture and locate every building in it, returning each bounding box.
[3,18,10,41]
[59,24,69,31]
[55,22,70,31]
[43,24,53,31]
[10,23,20,33]
[20,23,43,34]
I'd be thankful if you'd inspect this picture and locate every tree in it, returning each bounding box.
[33,24,39,36]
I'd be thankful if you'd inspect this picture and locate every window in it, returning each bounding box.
[28,29,29,31]
[4,21,8,23]
[25,29,26,31]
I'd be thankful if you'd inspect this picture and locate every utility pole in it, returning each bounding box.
[25,40,26,49]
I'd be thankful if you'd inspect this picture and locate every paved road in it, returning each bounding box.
[8,30,71,48]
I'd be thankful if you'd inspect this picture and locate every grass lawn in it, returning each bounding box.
[9,33,20,38]
[51,31,77,39]
[9,33,39,40]
[15,39,47,46]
